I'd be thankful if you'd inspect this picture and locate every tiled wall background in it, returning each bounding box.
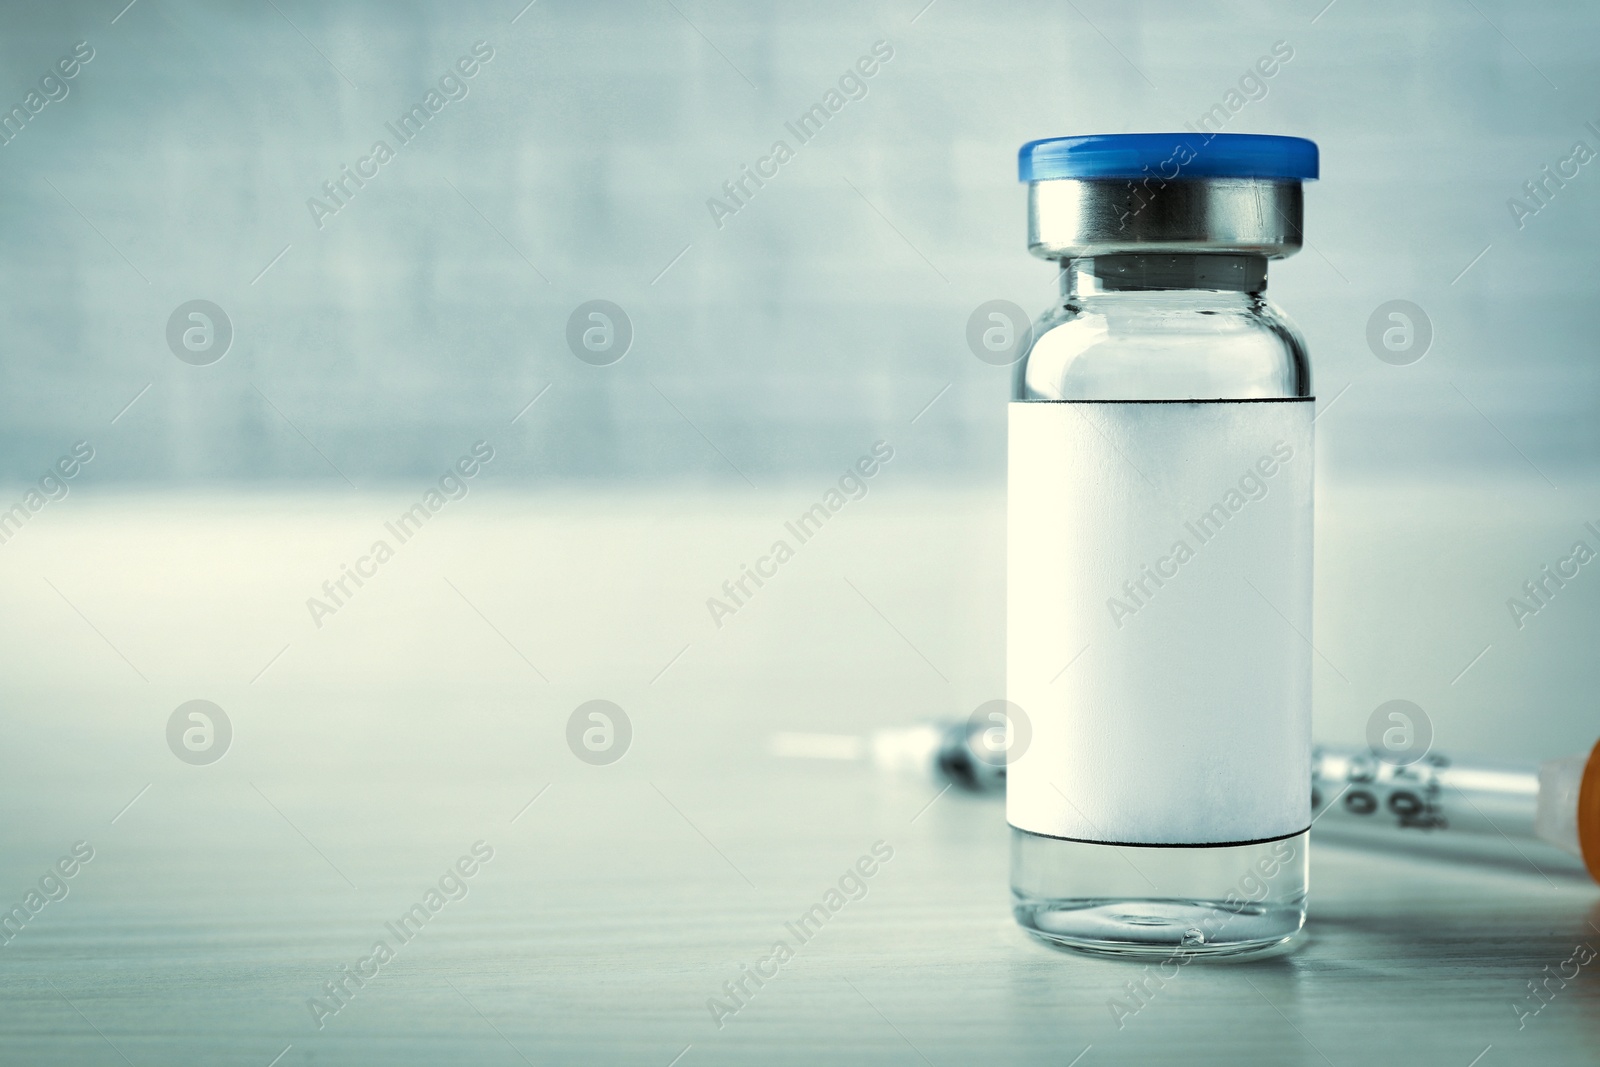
[0,0,1593,486]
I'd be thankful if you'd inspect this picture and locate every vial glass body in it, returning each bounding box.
[1008,253,1311,958]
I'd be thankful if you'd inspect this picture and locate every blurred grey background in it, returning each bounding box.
[0,0,1593,486]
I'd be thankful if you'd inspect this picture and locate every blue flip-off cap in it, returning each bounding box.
[1018,133,1318,182]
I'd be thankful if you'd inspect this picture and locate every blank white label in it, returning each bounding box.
[1006,400,1313,846]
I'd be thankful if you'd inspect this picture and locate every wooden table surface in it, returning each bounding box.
[1,485,1596,1066]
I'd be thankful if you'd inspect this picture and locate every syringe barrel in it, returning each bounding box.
[1311,746,1539,840]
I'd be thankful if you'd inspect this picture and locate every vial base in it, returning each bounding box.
[1010,826,1308,959]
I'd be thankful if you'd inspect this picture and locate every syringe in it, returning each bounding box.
[1309,743,1598,880]
[770,721,1007,793]
[770,725,1600,882]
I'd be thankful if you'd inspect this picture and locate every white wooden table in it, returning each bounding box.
[0,485,1596,1065]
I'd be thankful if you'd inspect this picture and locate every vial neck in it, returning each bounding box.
[1058,254,1268,297]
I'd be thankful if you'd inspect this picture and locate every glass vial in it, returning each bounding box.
[1006,134,1319,958]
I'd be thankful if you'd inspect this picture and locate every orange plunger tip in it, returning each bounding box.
[1579,741,1600,884]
